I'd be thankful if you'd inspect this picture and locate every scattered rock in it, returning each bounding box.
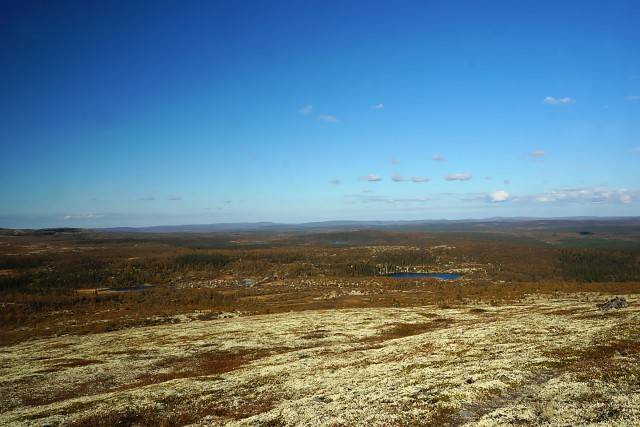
[409,388,442,402]
[599,297,628,311]
[312,396,332,404]
[459,409,475,420]
[465,377,475,384]
[498,374,509,382]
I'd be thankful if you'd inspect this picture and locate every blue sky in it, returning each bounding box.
[1,0,639,228]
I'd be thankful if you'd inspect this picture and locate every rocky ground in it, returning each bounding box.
[1,293,639,426]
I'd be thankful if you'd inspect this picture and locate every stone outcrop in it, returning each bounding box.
[599,296,628,311]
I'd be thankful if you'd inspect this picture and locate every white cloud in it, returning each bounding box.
[359,174,382,182]
[318,115,339,123]
[371,103,384,110]
[432,155,446,161]
[391,172,405,182]
[329,179,341,185]
[444,172,472,181]
[64,214,104,220]
[627,95,640,102]
[534,188,632,204]
[345,194,429,205]
[298,104,313,115]
[390,156,402,165]
[167,195,183,200]
[411,177,430,182]
[620,192,632,203]
[487,190,509,203]
[528,150,547,157]
[543,96,575,105]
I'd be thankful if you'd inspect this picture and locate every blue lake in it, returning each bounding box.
[101,285,155,292]
[387,273,462,280]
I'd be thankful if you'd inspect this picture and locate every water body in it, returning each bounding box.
[101,285,155,292]
[388,273,462,280]
[330,241,349,245]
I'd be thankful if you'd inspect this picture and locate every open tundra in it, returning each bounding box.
[1,294,639,426]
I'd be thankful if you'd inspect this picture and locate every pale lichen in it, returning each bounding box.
[1,293,638,426]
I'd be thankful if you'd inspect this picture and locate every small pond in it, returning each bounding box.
[387,273,462,280]
[100,285,155,292]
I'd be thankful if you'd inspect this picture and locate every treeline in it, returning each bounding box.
[3,229,640,345]
[0,245,437,293]
[3,287,237,316]
[1,286,237,333]
[0,255,173,292]
[0,255,48,270]
[174,253,234,268]
[559,248,640,282]
[3,233,640,296]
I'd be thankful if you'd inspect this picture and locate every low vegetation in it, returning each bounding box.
[1,295,639,426]
[1,221,639,425]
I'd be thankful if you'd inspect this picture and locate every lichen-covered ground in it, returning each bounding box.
[1,293,639,426]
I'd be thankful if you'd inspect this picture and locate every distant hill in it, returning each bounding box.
[98,217,640,234]
[3,217,638,235]
[0,227,88,236]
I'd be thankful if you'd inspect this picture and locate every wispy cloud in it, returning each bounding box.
[411,177,430,183]
[329,179,341,185]
[345,194,428,205]
[359,174,382,182]
[632,147,640,153]
[444,172,472,181]
[534,188,632,204]
[626,95,640,102]
[167,195,183,200]
[543,96,575,105]
[390,156,402,165]
[64,213,104,220]
[487,190,509,203]
[371,103,384,110]
[140,196,155,201]
[391,172,405,182]
[298,104,313,115]
[318,115,339,123]
[528,149,547,158]
[432,155,446,161]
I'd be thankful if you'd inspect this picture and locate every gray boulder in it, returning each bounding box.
[599,297,627,311]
